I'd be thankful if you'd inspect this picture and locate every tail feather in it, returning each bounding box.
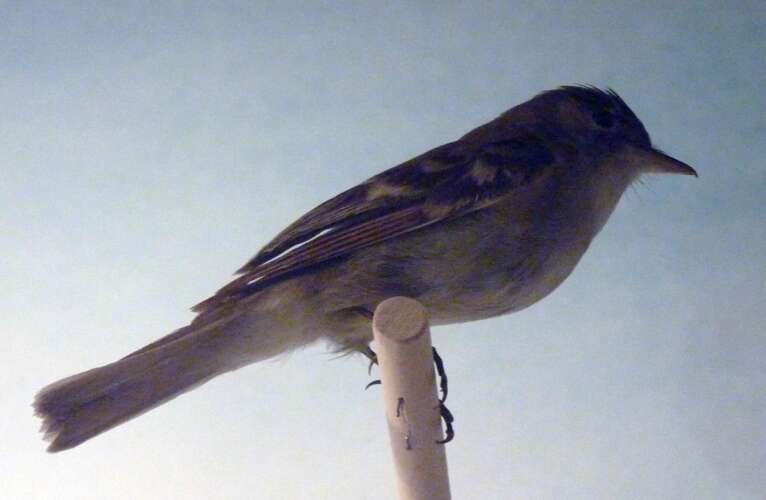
[34,295,315,452]
[34,328,225,452]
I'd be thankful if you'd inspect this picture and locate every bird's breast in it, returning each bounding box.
[422,194,596,325]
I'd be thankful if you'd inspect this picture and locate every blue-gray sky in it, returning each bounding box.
[3,2,764,499]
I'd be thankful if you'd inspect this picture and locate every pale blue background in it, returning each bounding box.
[3,2,764,499]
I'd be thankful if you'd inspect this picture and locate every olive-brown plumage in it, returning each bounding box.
[34,86,695,452]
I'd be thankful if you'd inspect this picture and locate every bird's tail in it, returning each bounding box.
[34,310,303,452]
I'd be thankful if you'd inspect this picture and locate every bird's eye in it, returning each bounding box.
[592,109,615,128]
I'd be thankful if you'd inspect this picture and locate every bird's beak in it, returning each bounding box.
[627,145,698,177]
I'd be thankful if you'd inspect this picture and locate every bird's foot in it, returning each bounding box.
[431,347,454,443]
[436,401,455,444]
[363,345,380,389]
[364,344,455,443]
[363,345,378,374]
[432,347,448,403]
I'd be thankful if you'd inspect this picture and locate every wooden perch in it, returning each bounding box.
[372,297,451,500]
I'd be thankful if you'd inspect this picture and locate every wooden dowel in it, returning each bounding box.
[372,297,451,500]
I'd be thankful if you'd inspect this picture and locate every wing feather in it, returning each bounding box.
[192,133,555,316]
[240,141,471,270]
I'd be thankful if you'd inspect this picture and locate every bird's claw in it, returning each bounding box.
[431,347,454,443]
[432,347,448,403]
[364,344,455,443]
[436,401,455,444]
[364,379,381,390]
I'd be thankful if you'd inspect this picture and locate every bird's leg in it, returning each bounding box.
[347,306,380,388]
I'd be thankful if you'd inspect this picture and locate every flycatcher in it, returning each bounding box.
[35,85,696,452]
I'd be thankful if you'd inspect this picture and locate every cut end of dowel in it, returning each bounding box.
[373,297,429,343]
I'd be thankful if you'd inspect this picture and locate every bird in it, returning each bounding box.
[34,85,697,452]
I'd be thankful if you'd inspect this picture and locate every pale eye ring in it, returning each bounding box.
[592,109,615,128]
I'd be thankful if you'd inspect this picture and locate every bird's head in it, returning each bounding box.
[529,85,698,179]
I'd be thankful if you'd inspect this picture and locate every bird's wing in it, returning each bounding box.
[191,134,555,316]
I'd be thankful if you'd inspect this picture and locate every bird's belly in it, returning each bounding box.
[424,235,590,325]
[319,191,597,329]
